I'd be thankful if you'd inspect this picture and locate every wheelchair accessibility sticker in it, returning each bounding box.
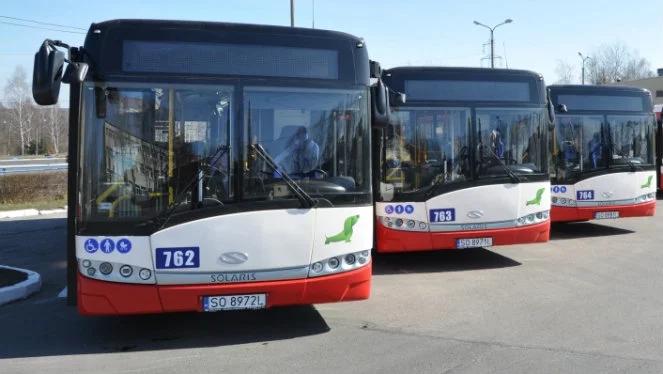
[83,238,132,254]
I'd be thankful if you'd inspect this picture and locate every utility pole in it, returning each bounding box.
[473,19,513,68]
[290,0,295,27]
[578,52,592,85]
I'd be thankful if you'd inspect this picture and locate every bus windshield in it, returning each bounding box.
[385,108,471,192]
[475,108,546,178]
[79,83,369,227]
[384,107,546,194]
[553,114,655,178]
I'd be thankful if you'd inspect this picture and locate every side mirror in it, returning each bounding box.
[390,91,406,105]
[32,41,65,105]
[547,99,556,130]
[556,104,568,113]
[371,80,388,127]
[369,60,382,79]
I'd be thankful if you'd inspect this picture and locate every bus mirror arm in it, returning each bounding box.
[62,61,89,84]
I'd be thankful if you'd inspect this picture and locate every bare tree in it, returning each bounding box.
[3,66,35,155]
[554,60,576,84]
[587,43,654,85]
[40,104,67,154]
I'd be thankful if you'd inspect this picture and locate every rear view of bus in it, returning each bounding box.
[549,85,657,222]
[374,67,552,252]
[32,20,373,315]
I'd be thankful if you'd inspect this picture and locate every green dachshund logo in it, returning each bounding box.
[641,176,653,189]
[325,215,360,244]
[526,188,545,206]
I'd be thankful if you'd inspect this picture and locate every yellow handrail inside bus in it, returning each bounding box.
[109,195,132,218]
[95,183,121,205]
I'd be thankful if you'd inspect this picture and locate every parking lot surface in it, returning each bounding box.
[1,200,663,373]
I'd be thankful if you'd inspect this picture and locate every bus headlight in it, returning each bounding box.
[311,262,323,273]
[139,268,152,280]
[99,262,113,275]
[516,210,550,226]
[78,258,155,284]
[380,216,429,232]
[344,254,356,265]
[309,250,371,277]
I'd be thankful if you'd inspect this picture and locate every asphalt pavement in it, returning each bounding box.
[1,201,663,373]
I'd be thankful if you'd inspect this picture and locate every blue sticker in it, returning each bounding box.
[395,205,404,214]
[429,208,456,223]
[117,238,132,254]
[156,247,200,269]
[404,205,414,214]
[552,186,568,194]
[384,205,394,214]
[577,190,595,201]
[100,238,115,253]
[84,238,99,253]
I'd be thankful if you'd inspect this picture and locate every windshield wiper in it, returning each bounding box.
[150,145,230,229]
[613,146,638,172]
[251,143,317,209]
[606,131,638,172]
[484,146,521,183]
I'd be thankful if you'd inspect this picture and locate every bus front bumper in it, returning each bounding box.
[551,200,656,222]
[375,220,550,253]
[77,262,371,315]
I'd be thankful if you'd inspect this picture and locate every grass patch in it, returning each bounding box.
[0,172,67,208]
[0,199,66,212]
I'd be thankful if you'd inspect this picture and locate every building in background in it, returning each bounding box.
[613,69,663,105]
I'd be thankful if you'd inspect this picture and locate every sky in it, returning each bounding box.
[2,0,663,106]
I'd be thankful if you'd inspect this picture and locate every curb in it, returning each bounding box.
[0,207,67,219]
[0,265,42,306]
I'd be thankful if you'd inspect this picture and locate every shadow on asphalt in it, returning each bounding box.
[372,248,521,275]
[0,302,329,359]
[0,216,331,359]
[550,222,635,241]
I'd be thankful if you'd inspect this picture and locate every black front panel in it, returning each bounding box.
[82,20,368,85]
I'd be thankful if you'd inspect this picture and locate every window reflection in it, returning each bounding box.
[80,84,233,222]
[475,108,546,178]
[385,108,471,193]
[243,87,369,200]
[552,114,655,180]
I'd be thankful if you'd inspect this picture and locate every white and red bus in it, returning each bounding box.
[655,104,663,191]
[372,67,552,252]
[549,85,657,222]
[32,19,376,315]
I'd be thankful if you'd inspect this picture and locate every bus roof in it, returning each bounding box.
[382,66,546,106]
[549,85,653,113]
[81,19,369,84]
[549,84,652,97]
[384,66,544,80]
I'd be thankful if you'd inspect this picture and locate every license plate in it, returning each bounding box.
[595,211,619,219]
[456,237,493,249]
[203,294,266,311]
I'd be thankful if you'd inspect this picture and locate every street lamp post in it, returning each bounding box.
[578,52,592,85]
[290,0,295,27]
[473,19,513,68]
